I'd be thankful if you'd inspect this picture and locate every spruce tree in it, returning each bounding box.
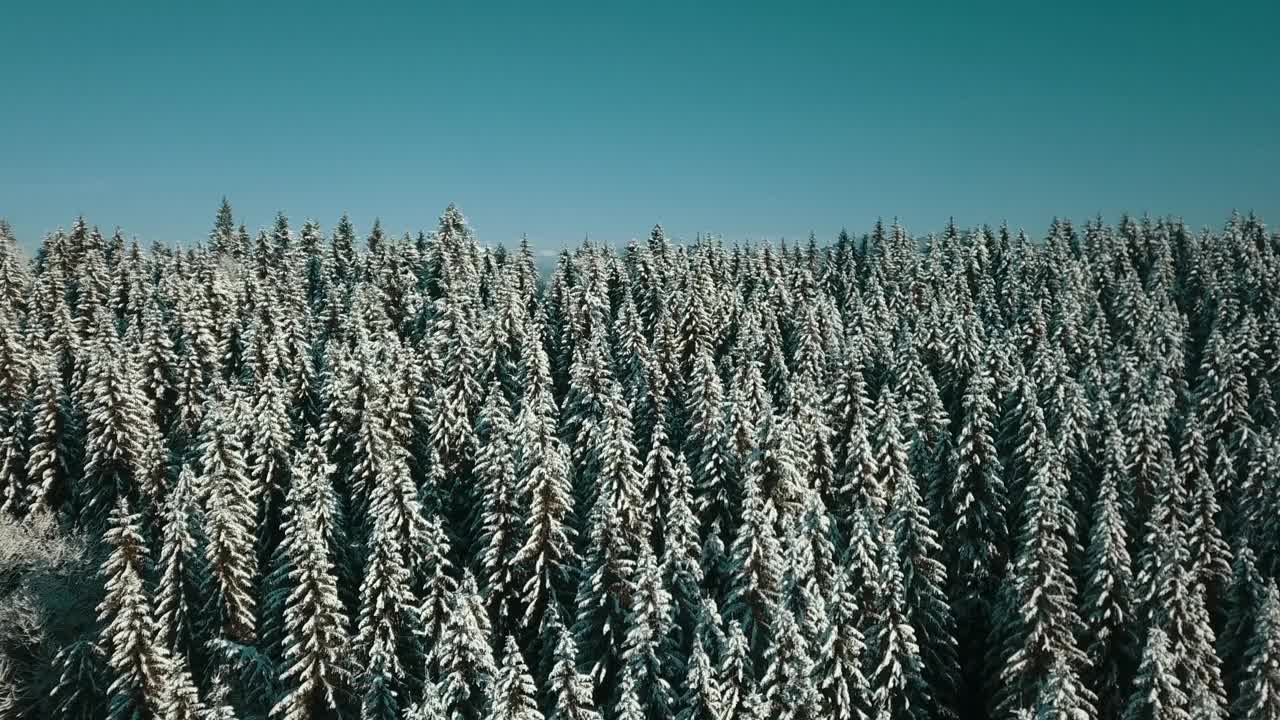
[98,496,167,720]
[271,429,349,720]
[491,636,545,720]
[1234,580,1280,720]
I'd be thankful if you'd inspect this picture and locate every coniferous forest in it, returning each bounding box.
[2,201,1280,720]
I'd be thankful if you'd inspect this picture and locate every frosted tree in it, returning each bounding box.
[97,497,167,720]
[871,387,912,524]
[1177,416,1231,599]
[155,464,204,662]
[210,197,238,258]
[829,344,881,519]
[888,422,959,717]
[1125,627,1189,720]
[747,409,808,524]
[574,375,648,700]
[24,339,76,514]
[718,621,752,720]
[513,313,577,633]
[79,326,163,525]
[675,632,722,720]
[355,447,425,720]
[474,379,524,639]
[1080,428,1137,720]
[944,363,1008,609]
[199,392,260,645]
[640,414,678,551]
[420,514,459,676]
[406,680,447,720]
[865,527,929,720]
[271,429,350,720]
[491,636,545,720]
[1223,544,1267,706]
[758,606,822,720]
[545,614,601,720]
[438,573,498,720]
[612,664,646,720]
[723,469,784,664]
[686,343,734,542]
[1233,580,1280,720]
[156,651,207,720]
[621,546,677,717]
[247,369,294,561]
[661,451,703,654]
[992,407,1093,719]
[424,241,483,536]
[815,567,869,720]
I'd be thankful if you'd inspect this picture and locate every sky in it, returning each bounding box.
[2,0,1278,251]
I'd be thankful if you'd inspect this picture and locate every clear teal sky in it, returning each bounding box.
[3,0,1277,249]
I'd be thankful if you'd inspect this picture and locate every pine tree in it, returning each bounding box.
[1125,627,1189,720]
[888,424,960,718]
[98,496,167,720]
[945,363,1008,609]
[513,315,577,633]
[491,636,545,720]
[272,429,350,720]
[355,454,424,720]
[474,380,524,638]
[1081,435,1138,720]
[993,406,1093,718]
[723,468,784,664]
[815,567,869,720]
[24,339,77,513]
[758,606,822,720]
[545,615,601,720]
[156,464,204,663]
[865,526,929,720]
[156,652,207,720]
[675,632,722,720]
[199,393,259,644]
[79,326,163,525]
[1234,580,1280,720]
[438,574,498,720]
[621,546,676,718]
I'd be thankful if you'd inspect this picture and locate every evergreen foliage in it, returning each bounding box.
[0,204,1275,720]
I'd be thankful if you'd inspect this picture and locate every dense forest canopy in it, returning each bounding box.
[0,203,1278,720]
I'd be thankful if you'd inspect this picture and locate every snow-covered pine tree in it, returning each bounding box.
[992,405,1094,719]
[888,417,960,719]
[513,312,577,634]
[79,318,164,525]
[1125,626,1190,720]
[545,611,601,720]
[1233,579,1280,720]
[815,565,869,720]
[675,628,722,720]
[98,496,167,720]
[865,524,929,720]
[199,391,260,645]
[24,337,77,514]
[271,428,349,720]
[723,462,784,666]
[757,604,821,720]
[620,545,677,718]
[355,433,426,720]
[474,379,525,641]
[1081,420,1138,720]
[491,636,545,720]
[438,573,498,720]
[156,464,205,663]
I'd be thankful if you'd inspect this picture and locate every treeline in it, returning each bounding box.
[0,203,1278,720]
